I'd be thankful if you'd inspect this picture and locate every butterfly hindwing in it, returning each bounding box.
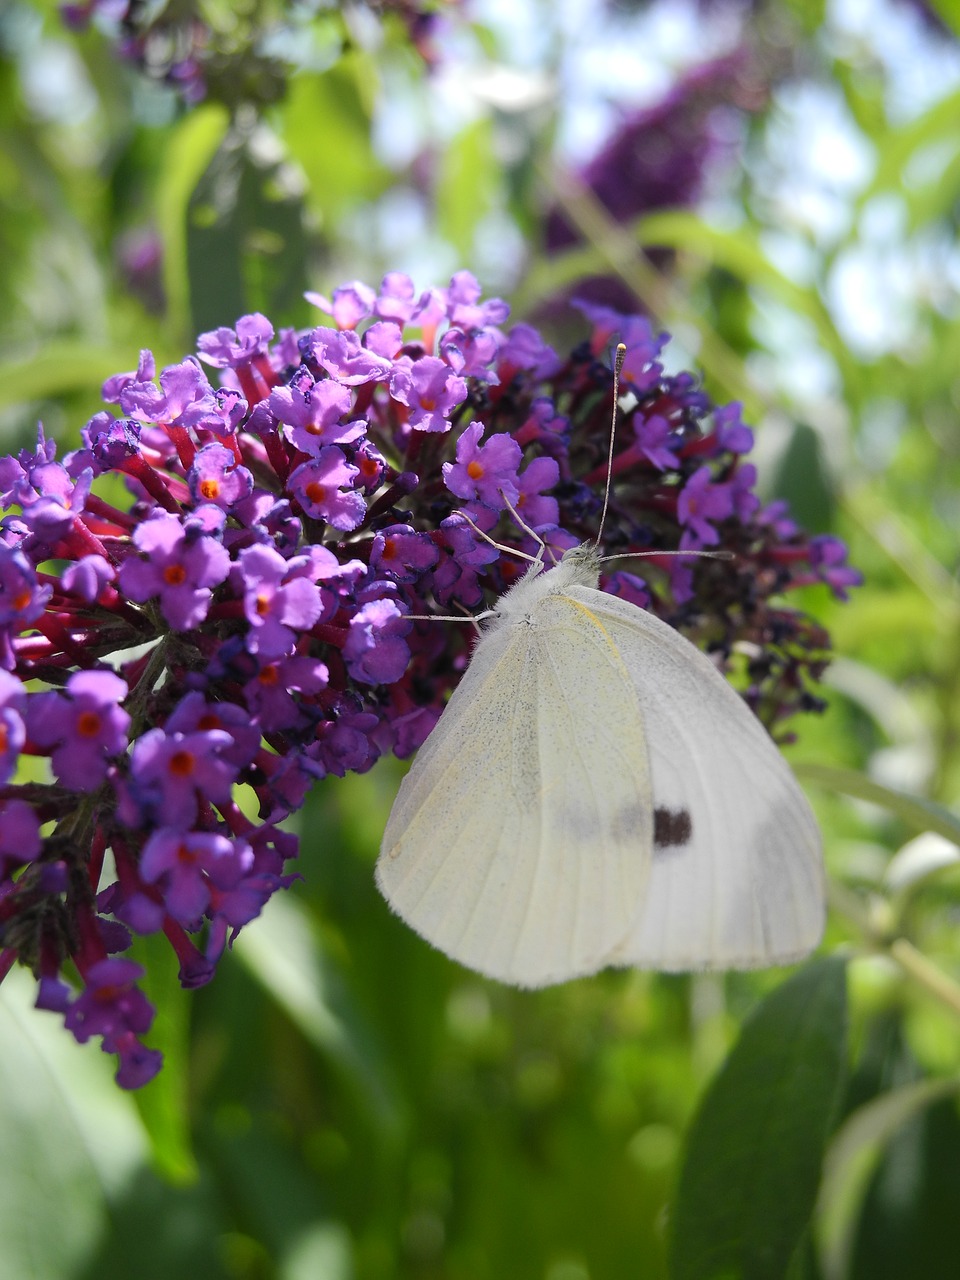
[572,587,825,969]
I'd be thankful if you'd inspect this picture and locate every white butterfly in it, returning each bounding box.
[375,541,825,987]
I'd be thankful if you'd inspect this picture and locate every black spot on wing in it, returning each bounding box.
[654,806,693,853]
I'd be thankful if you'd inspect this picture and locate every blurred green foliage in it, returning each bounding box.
[3,0,960,1277]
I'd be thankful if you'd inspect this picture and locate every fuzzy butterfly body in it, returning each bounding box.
[376,543,825,987]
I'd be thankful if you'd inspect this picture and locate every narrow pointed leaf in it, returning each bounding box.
[670,958,848,1280]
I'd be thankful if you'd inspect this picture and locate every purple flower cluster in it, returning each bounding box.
[544,50,771,314]
[0,269,858,1087]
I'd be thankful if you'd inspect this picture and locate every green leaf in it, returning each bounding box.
[925,0,960,38]
[772,423,836,534]
[436,117,497,257]
[185,137,314,334]
[795,764,960,846]
[849,1090,960,1280]
[155,105,231,343]
[131,933,199,1184]
[815,1076,960,1280]
[630,211,851,373]
[0,968,148,1280]
[283,55,390,227]
[0,343,138,414]
[234,891,403,1138]
[858,84,960,207]
[669,957,848,1280]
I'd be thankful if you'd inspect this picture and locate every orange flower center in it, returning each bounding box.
[168,749,196,778]
[76,710,102,739]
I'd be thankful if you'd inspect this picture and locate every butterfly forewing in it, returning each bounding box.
[377,589,655,986]
[572,587,825,969]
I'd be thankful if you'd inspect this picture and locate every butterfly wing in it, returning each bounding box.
[568,587,825,969]
[377,589,654,987]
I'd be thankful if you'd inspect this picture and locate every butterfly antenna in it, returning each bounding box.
[596,342,626,548]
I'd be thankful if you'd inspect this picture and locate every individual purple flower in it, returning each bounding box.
[668,559,696,606]
[306,281,376,330]
[354,441,387,492]
[101,348,156,405]
[432,512,500,607]
[63,957,154,1044]
[140,828,254,926]
[243,653,329,731]
[111,1031,164,1090]
[118,509,231,629]
[61,554,116,603]
[23,468,95,550]
[128,726,237,828]
[443,421,522,510]
[497,323,562,380]
[0,546,53,631]
[574,299,630,357]
[82,414,143,474]
[0,799,42,872]
[308,707,382,777]
[514,455,561,529]
[0,670,27,784]
[104,878,166,935]
[808,536,864,601]
[375,272,420,326]
[605,570,651,611]
[15,440,80,507]
[344,595,411,685]
[444,270,510,330]
[268,380,366,454]
[119,357,214,426]
[187,443,254,510]
[183,502,226,539]
[618,316,668,395]
[303,328,394,385]
[0,455,27,508]
[236,544,324,659]
[164,691,262,768]
[439,327,503,382]
[634,414,680,471]
[389,356,468,432]
[515,398,570,450]
[196,313,274,368]
[677,466,734,547]
[27,670,130,790]
[730,463,761,520]
[362,321,404,361]
[758,499,800,540]
[441,508,499,562]
[287,448,366,531]
[713,402,754,454]
[370,525,440,584]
